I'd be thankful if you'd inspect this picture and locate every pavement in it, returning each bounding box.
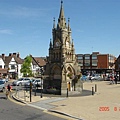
[11,80,120,120]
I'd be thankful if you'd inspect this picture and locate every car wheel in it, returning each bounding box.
[18,83,22,86]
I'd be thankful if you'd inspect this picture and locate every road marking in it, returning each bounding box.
[44,110,76,120]
[8,94,25,106]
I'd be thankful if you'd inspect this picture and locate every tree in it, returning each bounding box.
[20,55,33,77]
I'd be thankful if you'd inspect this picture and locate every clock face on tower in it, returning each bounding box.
[55,41,60,47]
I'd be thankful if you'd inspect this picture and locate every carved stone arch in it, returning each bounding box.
[65,36,70,47]
[66,64,75,77]
[66,64,75,73]
[51,64,61,79]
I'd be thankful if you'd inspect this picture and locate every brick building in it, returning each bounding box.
[77,52,116,74]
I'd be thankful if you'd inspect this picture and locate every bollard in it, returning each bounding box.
[40,88,42,98]
[30,81,32,102]
[92,87,94,95]
[40,80,43,98]
[66,88,68,97]
[37,81,38,90]
[95,84,97,92]
[34,85,36,96]
[24,90,26,101]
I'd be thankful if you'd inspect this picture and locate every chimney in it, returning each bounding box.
[2,54,5,60]
[17,52,20,58]
[9,53,12,56]
[13,53,17,56]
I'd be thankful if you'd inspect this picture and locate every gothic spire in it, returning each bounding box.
[53,17,56,29]
[57,0,67,28]
[49,39,52,48]
[68,18,71,31]
[59,0,64,19]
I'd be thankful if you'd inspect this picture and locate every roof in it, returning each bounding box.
[5,56,23,65]
[0,68,8,74]
[0,54,23,65]
[32,57,46,66]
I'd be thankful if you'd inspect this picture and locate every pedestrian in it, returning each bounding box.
[7,84,11,92]
[110,75,114,84]
[6,84,12,99]
[111,75,115,84]
[114,74,118,84]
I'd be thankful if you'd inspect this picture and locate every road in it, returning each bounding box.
[0,92,66,120]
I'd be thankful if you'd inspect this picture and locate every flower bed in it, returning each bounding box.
[67,72,73,79]
[46,86,60,94]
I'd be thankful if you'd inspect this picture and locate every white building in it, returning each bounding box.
[0,53,46,79]
[0,53,23,79]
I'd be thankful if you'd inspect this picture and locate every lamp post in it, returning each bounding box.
[40,76,43,98]
[40,67,44,98]
[30,81,32,102]
[7,67,10,81]
[119,64,120,81]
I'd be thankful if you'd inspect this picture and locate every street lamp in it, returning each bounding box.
[40,67,44,98]
[40,76,43,98]
[118,64,120,81]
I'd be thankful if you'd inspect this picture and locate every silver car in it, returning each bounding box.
[33,79,42,87]
[24,79,35,87]
[12,78,31,86]
[0,80,5,92]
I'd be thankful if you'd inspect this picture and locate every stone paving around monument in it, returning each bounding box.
[12,81,120,120]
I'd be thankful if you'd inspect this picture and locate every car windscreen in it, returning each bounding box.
[35,80,40,82]
[24,78,30,81]
[18,79,23,81]
[0,81,4,84]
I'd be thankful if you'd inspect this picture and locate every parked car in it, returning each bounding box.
[80,75,89,81]
[12,78,31,86]
[33,79,42,87]
[0,80,5,92]
[24,79,35,87]
[91,74,101,80]
[1,78,8,83]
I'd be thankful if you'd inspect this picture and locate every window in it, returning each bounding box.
[11,65,15,69]
[92,63,97,66]
[92,56,97,59]
[85,63,90,66]
[77,56,83,60]
[92,60,97,66]
[85,56,90,59]
[78,62,83,66]
[0,65,2,68]
[92,54,97,59]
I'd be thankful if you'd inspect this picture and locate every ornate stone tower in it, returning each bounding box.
[44,1,83,95]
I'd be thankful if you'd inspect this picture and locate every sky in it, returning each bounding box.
[0,0,120,58]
